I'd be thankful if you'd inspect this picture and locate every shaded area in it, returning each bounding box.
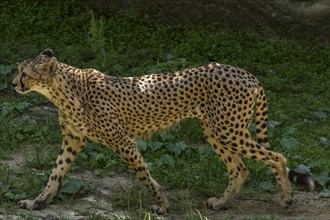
[76,0,330,39]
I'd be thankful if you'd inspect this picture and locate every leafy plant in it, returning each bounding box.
[0,64,16,91]
[0,165,27,202]
[0,101,31,116]
[60,179,90,195]
[136,136,187,170]
[313,171,330,197]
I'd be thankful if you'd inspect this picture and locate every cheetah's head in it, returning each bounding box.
[12,49,57,94]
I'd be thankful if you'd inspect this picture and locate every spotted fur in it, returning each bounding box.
[12,49,313,214]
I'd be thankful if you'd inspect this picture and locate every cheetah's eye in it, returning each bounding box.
[22,72,27,77]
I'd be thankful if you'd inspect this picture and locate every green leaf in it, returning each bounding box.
[4,192,26,201]
[166,142,187,155]
[166,53,175,61]
[0,181,9,190]
[320,137,330,145]
[259,181,274,191]
[268,120,282,128]
[0,64,16,75]
[136,140,148,151]
[93,152,105,161]
[313,111,327,119]
[0,82,8,91]
[1,102,15,116]
[282,127,297,137]
[4,192,16,200]
[313,172,330,188]
[21,119,37,133]
[148,141,163,151]
[280,136,299,149]
[94,169,103,176]
[0,101,31,116]
[319,189,330,198]
[14,101,31,112]
[146,65,162,74]
[159,154,175,166]
[60,180,89,194]
[159,132,175,142]
[294,164,311,173]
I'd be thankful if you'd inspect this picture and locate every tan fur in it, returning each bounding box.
[13,49,293,214]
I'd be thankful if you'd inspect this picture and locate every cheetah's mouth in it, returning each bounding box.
[15,84,31,94]
[14,76,31,94]
[15,86,30,94]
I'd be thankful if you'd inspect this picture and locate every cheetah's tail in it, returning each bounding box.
[255,86,315,191]
[287,168,315,191]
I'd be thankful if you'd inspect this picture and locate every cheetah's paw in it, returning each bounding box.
[206,197,229,210]
[280,191,293,208]
[151,204,169,215]
[18,199,45,210]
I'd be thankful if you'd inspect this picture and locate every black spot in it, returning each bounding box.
[220,135,227,140]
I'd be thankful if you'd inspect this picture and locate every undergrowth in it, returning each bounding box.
[0,0,329,218]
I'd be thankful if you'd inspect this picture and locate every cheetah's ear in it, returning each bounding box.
[34,49,57,78]
[40,49,53,57]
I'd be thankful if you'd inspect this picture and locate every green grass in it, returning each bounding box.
[0,0,329,218]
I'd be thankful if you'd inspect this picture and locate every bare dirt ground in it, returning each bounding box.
[0,149,329,220]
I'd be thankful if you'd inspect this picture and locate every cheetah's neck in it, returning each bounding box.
[46,62,88,110]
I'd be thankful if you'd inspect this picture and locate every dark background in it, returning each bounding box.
[75,0,330,39]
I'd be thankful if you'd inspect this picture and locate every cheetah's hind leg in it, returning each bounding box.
[202,122,250,210]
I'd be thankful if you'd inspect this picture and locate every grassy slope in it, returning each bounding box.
[0,0,329,214]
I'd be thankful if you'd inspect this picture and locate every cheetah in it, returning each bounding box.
[12,49,314,214]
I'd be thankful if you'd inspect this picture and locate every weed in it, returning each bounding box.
[0,64,16,91]
[0,165,28,204]
[89,11,113,70]
[186,207,209,220]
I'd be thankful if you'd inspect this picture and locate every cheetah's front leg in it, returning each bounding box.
[18,133,86,209]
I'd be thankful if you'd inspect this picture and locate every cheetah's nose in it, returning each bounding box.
[12,82,17,87]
